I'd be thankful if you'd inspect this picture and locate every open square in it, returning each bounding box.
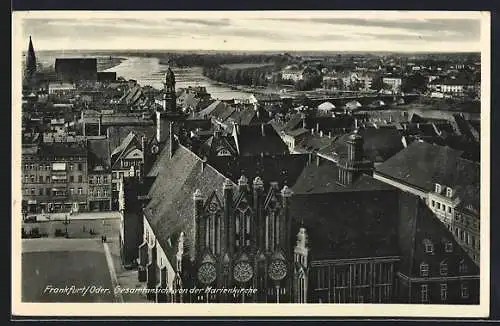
[22,238,115,302]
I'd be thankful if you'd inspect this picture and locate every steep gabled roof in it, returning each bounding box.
[397,192,480,275]
[289,189,400,261]
[375,141,480,212]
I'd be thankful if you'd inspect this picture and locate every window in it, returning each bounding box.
[103,189,108,197]
[78,188,83,195]
[78,175,83,183]
[30,175,35,183]
[39,188,43,196]
[471,236,476,248]
[97,176,101,184]
[459,260,468,274]
[420,262,429,277]
[460,230,465,241]
[103,176,108,183]
[440,261,448,276]
[69,164,74,171]
[31,188,35,195]
[461,283,469,299]
[24,164,29,170]
[39,176,43,183]
[440,284,447,301]
[46,176,50,182]
[69,188,74,195]
[445,241,453,253]
[442,204,446,212]
[446,187,453,197]
[435,183,442,194]
[46,164,50,171]
[448,206,452,213]
[437,202,441,210]
[78,164,82,171]
[69,175,74,182]
[97,190,101,197]
[420,284,428,303]
[431,200,435,207]
[424,240,434,253]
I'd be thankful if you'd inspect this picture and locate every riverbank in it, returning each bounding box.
[97,57,126,72]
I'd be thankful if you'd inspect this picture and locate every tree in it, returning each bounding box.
[402,73,427,93]
[370,75,385,91]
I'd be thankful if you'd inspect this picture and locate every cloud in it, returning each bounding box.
[20,16,481,52]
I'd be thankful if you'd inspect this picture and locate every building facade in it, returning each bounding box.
[22,142,88,214]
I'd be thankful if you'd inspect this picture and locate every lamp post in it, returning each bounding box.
[63,214,70,238]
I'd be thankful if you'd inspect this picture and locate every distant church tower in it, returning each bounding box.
[24,36,37,88]
[163,59,176,112]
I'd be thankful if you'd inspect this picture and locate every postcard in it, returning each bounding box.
[11,10,490,317]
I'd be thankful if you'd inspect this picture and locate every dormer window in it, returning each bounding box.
[435,183,442,194]
[440,260,448,276]
[459,259,468,274]
[424,239,434,253]
[446,187,453,198]
[445,241,453,253]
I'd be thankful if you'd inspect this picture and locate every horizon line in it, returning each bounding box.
[27,48,481,54]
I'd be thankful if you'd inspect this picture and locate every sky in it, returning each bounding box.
[16,11,485,53]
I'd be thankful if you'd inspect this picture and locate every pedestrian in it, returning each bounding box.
[104,235,107,243]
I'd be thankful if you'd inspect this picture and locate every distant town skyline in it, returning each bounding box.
[17,11,484,53]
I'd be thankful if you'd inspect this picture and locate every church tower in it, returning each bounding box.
[163,59,176,112]
[337,129,374,185]
[24,36,37,88]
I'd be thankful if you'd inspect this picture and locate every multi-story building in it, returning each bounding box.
[373,141,480,265]
[395,192,480,304]
[22,142,88,214]
[382,77,402,93]
[87,139,113,211]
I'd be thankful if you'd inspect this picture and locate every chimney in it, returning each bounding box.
[316,123,320,132]
[261,124,265,137]
[328,131,332,138]
[201,157,207,173]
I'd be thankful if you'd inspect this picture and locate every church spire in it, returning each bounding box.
[24,36,37,87]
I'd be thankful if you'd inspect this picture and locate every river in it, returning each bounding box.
[103,57,251,100]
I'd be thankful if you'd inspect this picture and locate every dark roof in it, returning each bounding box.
[292,159,394,194]
[144,146,230,262]
[38,142,87,157]
[375,141,480,211]
[235,124,289,156]
[87,139,111,170]
[295,134,336,153]
[228,108,258,125]
[319,128,404,163]
[305,115,355,132]
[209,154,308,189]
[107,125,156,153]
[283,114,304,132]
[397,192,480,276]
[289,190,400,261]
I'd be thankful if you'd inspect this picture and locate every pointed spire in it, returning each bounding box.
[25,36,37,82]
